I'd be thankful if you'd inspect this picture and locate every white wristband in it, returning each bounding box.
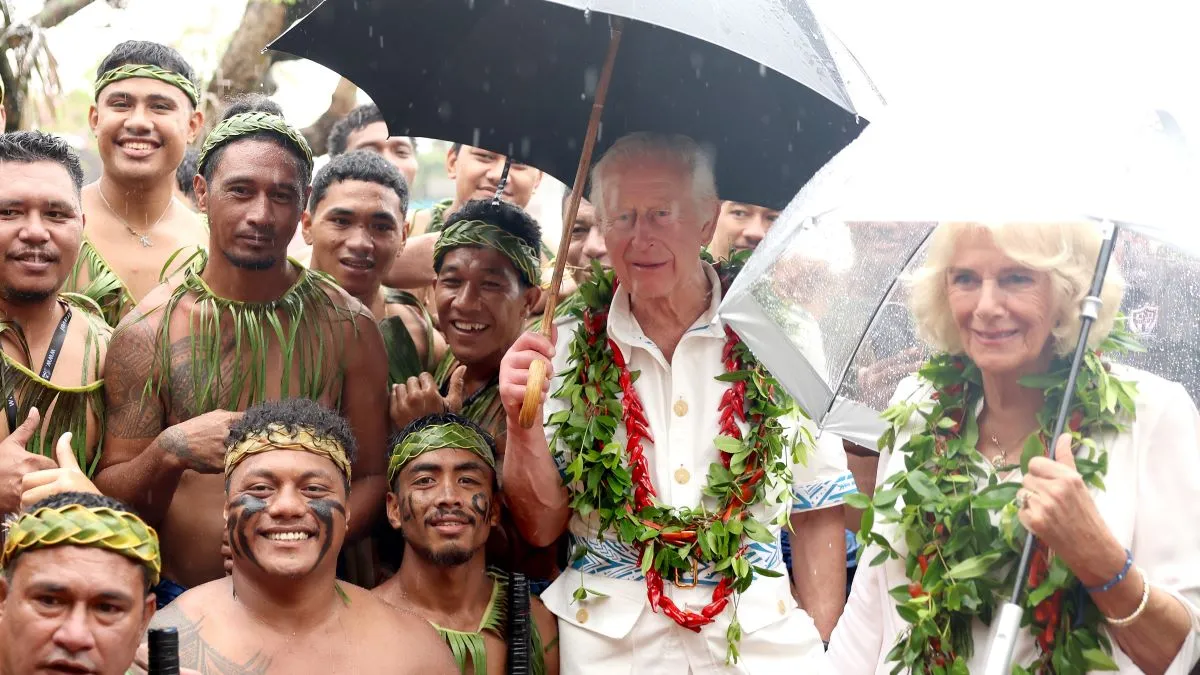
[1104,566,1150,627]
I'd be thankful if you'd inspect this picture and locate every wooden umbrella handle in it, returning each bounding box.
[517,18,624,429]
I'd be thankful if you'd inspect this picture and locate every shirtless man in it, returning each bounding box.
[302,150,444,384]
[0,131,110,511]
[68,40,207,327]
[151,398,455,675]
[94,105,389,606]
[374,412,558,675]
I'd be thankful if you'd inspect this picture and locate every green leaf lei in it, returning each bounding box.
[849,324,1142,674]
[549,254,812,664]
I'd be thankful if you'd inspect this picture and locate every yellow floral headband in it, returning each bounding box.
[225,423,351,481]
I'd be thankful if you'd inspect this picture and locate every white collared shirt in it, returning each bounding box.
[539,263,855,653]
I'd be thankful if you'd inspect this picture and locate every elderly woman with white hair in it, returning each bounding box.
[498,132,856,673]
[825,221,1200,674]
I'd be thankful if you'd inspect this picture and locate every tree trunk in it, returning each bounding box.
[300,76,357,156]
[2,0,100,130]
[200,0,288,132]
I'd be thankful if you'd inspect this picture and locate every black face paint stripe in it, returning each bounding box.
[229,494,268,572]
[469,492,489,519]
[307,498,346,573]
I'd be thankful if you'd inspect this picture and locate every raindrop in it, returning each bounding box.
[438,102,453,122]
[472,128,481,147]
[583,8,591,24]
[854,114,860,125]
[520,136,531,157]
[368,25,374,38]
[482,81,490,92]
[596,122,604,142]
[467,0,474,9]
[759,64,767,77]
[379,35,384,48]
[690,52,704,79]
[583,67,599,97]
[787,143,793,152]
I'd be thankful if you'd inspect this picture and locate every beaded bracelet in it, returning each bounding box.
[1085,548,1133,594]
[1105,567,1150,627]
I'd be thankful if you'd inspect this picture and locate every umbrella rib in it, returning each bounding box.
[817,225,935,426]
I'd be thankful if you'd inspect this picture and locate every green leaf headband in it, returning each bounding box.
[93,64,200,107]
[2,504,161,587]
[196,111,314,177]
[434,220,542,287]
[387,422,496,484]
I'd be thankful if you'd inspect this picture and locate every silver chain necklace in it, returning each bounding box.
[97,186,172,248]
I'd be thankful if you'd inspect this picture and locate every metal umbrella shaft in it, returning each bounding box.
[982,221,1120,675]
[518,17,624,429]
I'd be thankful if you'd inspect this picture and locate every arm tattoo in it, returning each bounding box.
[104,321,163,440]
[166,334,239,421]
[151,605,271,675]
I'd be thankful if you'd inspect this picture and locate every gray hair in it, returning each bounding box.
[588,132,718,222]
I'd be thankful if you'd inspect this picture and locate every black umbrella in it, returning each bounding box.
[271,0,869,428]
[269,0,866,212]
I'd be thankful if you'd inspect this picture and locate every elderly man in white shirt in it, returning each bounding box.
[498,132,855,673]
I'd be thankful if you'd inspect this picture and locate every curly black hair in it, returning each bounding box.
[0,131,85,194]
[309,150,408,216]
[439,198,542,286]
[96,40,199,98]
[226,399,357,490]
[386,412,497,491]
[7,492,155,590]
[220,93,285,121]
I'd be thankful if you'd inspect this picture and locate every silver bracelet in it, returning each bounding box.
[1104,566,1150,627]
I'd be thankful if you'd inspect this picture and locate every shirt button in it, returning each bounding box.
[674,467,691,484]
[673,399,689,417]
[576,608,589,624]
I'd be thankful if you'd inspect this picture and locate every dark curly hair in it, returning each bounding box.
[438,198,542,287]
[226,399,357,490]
[386,412,497,491]
[309,150,408,216]
[7,492,155,590]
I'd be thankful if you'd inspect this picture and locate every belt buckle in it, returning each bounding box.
[673,557,700,588]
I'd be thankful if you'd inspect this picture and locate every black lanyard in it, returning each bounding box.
[5,306,72,430]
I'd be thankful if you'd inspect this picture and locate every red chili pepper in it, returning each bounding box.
[1069,409,1083,432]
[907,582,924,598]
[660,531,697,544]
[917,554,930,574]
[701,598,729,619]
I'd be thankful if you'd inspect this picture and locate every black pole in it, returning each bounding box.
[493,156,513,206]
[147,627,180,675]
[983,220,1121,674]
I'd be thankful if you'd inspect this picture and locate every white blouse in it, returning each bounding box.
[825,366,1200,674]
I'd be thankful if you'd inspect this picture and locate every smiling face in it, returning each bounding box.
[344,122,419,187]
[0,546,154,675]
[599,157,717,301]
[435,246,540,368]
[946,229,1058,377]
[196,139,307,272]
[387,447,498,567]
[224,449,349,581]
[89,76,200,185]
[303,179,403,300]
[0,161,84,306]
[447,146,541,208]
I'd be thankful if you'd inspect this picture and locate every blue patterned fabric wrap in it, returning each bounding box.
[570,535,782,587]
[790,471,857,513]
[153,577,188,609]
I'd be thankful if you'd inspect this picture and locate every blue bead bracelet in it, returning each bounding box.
[1085,548,1133,594]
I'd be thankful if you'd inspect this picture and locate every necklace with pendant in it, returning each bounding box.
[98,186,172,248]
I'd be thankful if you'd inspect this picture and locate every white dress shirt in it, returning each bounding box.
[825,366,1200,674]
[540,263,855,672]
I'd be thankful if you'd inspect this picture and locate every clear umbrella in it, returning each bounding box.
[720,102,1200,451]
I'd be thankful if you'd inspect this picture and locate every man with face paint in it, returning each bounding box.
[374,412,559,675]
[150,399,455,675]
[95,98,390,606]
[67,41,208,327]
[0,131,111,512]
[302,150,446,384]
[0,491,168,675]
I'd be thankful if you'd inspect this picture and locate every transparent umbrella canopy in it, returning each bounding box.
[719,103,1200,450]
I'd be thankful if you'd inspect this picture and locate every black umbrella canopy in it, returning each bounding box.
[271,0,866,209]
